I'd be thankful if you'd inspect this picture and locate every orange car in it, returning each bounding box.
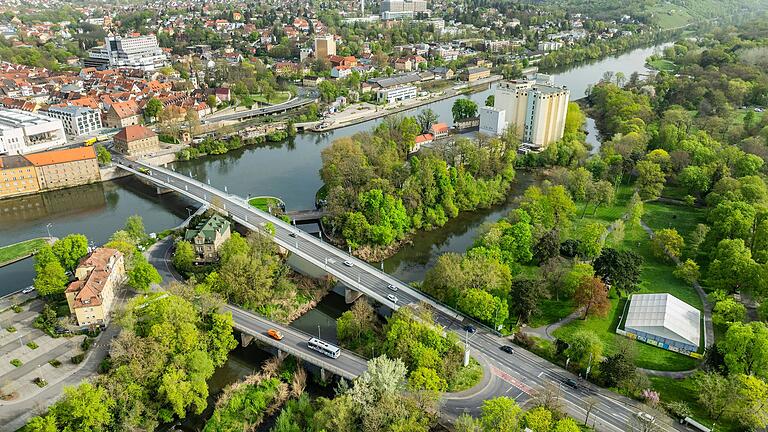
[267,328,284,340]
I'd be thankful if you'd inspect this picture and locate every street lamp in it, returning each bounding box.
[317,324,321,339]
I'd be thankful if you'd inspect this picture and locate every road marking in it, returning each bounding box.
[505,386,513,394]
[537,371,544,378]
[514,391,524,400]
[491,366,533,394]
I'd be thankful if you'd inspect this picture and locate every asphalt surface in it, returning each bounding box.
[122,159,688,432]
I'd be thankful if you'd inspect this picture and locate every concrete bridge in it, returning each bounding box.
[202,97,318,124]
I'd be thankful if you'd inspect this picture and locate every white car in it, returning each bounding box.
[387,294,398,304]
[22,286,35,294]
[343,260,354,267]
[636,412,655,424]
[387,284,398,291]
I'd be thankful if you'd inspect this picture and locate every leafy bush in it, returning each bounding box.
[6,326,16,333]
[33,377,47,387]
[204,377,281,431]
[71,353,85,364]
[10,359,22,367]
[12,305,22,313]
[49,359,62,368]
[81,337,95,351]
[27,341,38,349]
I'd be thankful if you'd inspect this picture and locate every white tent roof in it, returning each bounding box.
[624,293,700,347]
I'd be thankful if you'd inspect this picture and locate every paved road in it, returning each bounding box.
[120,159,687,432]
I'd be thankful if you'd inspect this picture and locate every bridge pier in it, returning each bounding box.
[241,333,254,347]
[156,186,172,195]
[319,367,330,383]
[345,287,363,304]
[277,349,288,360]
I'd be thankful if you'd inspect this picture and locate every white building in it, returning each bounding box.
[377,85,417,104]
[85,35,167,71]
[0,109,67,155]
[42,106,103,137]
[331,66,352,79]
[479,106,506,136]
[538,41,563,51]
[624,293,701,353]
[480,79,569,148]
[381,0,428,19]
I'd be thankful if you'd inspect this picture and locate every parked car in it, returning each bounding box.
[500,345,514,354]
[267,329,284,340]
[464,325,477,334]
[22,286,35,294]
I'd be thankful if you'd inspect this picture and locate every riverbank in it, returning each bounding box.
[0,237,54,268]
[311,74,503,132]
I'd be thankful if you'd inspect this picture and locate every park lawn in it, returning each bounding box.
[248,197,282,212]
[650,376,740,432]
[528,299,577,329]
[643,201,706,239]
[0,238,48,264]
[252,91,291,105]
[730,107,765,126]
[647,59,677,73]
[648,6,693,29]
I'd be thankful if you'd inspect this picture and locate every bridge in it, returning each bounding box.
[202,97,318,124]
[118,158,684,432]
[224,305,367,380]
[286,209,328,223]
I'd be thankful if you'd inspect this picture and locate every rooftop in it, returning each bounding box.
[625,293,700,347]
[0,108,59,131]
[185,214,231,244]
[114,124,156,142]
[24,146,96,166]
[65,247,122,310]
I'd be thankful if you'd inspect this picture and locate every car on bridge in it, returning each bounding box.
[343,260,353,267]
[500,345,514,354]
[387,294,398,304]
[387,284,398,291]
[267,329,284,340]
[563,378,578,389]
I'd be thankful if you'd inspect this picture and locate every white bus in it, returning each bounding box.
[307,337,341,359]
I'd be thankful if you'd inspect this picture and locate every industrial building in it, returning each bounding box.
[0,109,67,155]
[623,293,701,354]
[85,35,168,71]
[479,79,569,149]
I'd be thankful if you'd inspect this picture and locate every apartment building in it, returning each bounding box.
[376,85,417,104]
[113,125,160,157]
[24,146,100,191]
[105,100,141,129]
[381,0,428,19]
[0,109,66,155]
[0,155,39,198]
[42,106,103,137]
[314,35,337,59]
[65,247,125,327]
[481,80,570,148]
[85,35,168,71]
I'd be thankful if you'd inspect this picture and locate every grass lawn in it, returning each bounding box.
[650,376,740,432]
[252,91,291,105]
[648,6,693,29]
[248,196,282,212]
[529,299,577,328]
[647,59,677,73]
[643,201,706,240]
[447,357,483,392]
[0,238,48,264]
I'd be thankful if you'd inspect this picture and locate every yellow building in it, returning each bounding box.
[24,146,101,191]
[0,155,40,198]
[313,35,336,59]
[65,248,125,327]
[113,124,160,157]
[493,80,569,148]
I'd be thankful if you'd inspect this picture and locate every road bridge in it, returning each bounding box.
[202,97,317,124]
[286,209,328,223]
[116,158,685,432]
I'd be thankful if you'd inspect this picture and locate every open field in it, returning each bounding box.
[0,238,48,266]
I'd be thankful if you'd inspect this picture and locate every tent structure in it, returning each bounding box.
[624,293,701,353]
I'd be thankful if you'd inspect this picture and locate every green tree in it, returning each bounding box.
[34,260,68,297]
[416,108,439,134]
[96,146,111,165]
[708,239,757,293]
[480,397,522,432]
[561,262,594,300]
[485,95,495,107]
[565,329,604,366]
[712,298,746,325]
[452,98,478,122]
[720,321,768,377]
[732,374,768,430]
[523,406,552,432]
[692,371,737,421]
[172,240,195,274]
[635,160,665,200]
[144,98,163,121]
[673,259,700,285]
[627,192,644,226]
[408,367,447,392]
[124,215,147,243]
[454,413,482,432]
[576,222,606,260]
[48,382,115,432]
[651,228,684,262]
[456,288,508,328]
[593,248,643,295]
[553,418,581,432]
[51,234,88,271]
[127,252,162,292]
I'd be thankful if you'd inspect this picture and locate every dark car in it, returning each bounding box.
[464,325,477,334]
[500,345,514,354]
[563,378,578,389]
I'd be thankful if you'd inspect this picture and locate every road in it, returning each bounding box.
[120,159,687,432]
